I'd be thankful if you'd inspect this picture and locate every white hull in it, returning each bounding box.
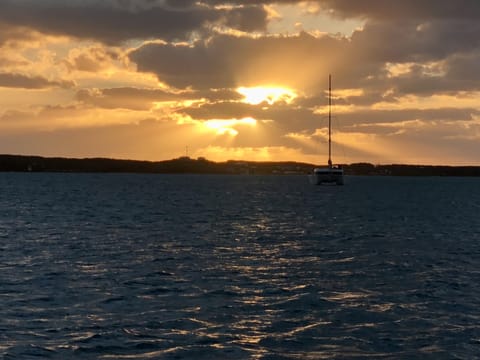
[310,167,344,185]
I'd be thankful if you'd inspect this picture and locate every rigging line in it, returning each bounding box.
[329,81,349,164]
[330,93,346,161]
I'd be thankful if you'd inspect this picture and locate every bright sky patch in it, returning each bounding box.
[236,86,297,105]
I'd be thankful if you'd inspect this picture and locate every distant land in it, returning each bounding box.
[1,154,480,176]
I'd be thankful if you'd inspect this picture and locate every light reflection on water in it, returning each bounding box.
[1,174,480,359]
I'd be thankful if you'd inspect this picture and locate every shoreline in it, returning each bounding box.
[1,154,480,176]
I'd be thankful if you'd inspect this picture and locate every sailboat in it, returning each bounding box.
[310,75,344,185]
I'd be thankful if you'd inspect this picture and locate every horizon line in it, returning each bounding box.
[1,153,480,168]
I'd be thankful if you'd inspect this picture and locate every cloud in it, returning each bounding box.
[75,87,242,110]
[181,100,321,133]
[62,46,123,73]
[0,0,268,44]
[2,0,480,164]
[0,57,29,68]
[5,1,480,97]
[444,51,480,82]
[130,15,480,98]
[339,108,479,129]
[75,87,190,110]
[0,23,39,46]
[130,32,348,90]
[0,103,159,135]
[0,73,74,89]
[349,19,480,65]
[315,0,480,20]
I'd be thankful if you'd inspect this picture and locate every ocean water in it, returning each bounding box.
[1,173,480,359]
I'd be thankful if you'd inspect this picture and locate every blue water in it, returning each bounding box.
[1,173,480,359]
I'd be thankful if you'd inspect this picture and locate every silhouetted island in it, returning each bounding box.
[0,154,479,176]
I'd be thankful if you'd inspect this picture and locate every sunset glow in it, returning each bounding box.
[0,1,479,165]
[204,117,257,136]
[237,86,297,105]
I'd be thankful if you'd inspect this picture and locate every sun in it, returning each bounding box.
[237,86,297,105]
[204,117,257,136]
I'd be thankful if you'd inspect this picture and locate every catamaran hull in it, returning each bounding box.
[310,169,344,185]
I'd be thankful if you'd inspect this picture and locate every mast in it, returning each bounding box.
[328,74,332,167]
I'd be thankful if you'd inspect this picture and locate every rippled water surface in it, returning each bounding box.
[1,173,480,359]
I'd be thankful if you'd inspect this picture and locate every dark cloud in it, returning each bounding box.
[164,0,198,8]
[163,0,480,21]
[130,38,237,89]
[350,19,480,64]
[0,73,74,89]
[444,52,480,81]
[0,1,214,44]
[129,8,480,96]
[130,30,469,102]
[3,0,479,98]
[0,0,268,44]
[130,32,349,90]
[197,88,244,102]
[388,75,480,98]
[224,5,268,32]
[315,0,480,20]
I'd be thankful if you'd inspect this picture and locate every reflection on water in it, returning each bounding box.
[1,174,480,359]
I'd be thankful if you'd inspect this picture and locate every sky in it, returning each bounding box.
[1,0,480,165]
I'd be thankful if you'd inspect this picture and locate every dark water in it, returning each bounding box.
[1,173,480,359]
